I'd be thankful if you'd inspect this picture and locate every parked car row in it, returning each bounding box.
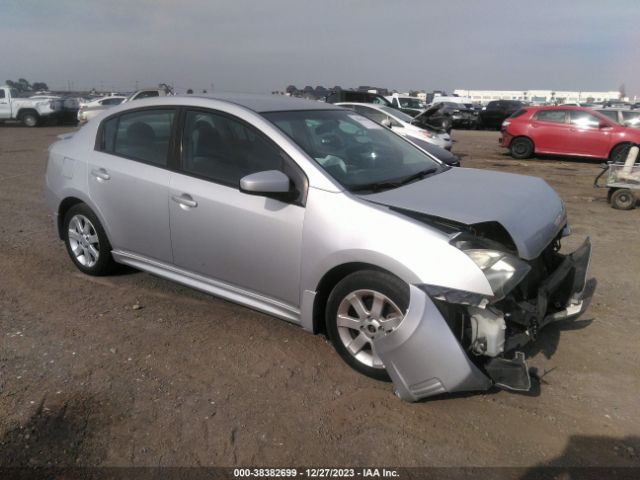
[78,87,172,124]
[0,86,79,126]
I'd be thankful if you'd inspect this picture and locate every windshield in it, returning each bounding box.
[263,110,442,192]
[398,97,424,109]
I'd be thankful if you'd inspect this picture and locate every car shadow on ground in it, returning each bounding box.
[0,396,107,470]
[519,435,640,479]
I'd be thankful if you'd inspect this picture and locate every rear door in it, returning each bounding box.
[529,109,571,154]
[89,108,175,262]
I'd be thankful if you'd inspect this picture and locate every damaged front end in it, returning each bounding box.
[373,233,593,402]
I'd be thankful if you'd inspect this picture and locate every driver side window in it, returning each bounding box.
[180,110,285,187]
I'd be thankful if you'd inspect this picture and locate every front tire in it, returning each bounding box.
[63,204,116,275]
[326,270,409,381]
[611,189,636,210]
[510,137,534,159]
[609,143,631,163]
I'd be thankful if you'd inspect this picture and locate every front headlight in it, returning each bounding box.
[463,249,531,301]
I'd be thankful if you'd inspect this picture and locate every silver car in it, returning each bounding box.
[45,95,593,401]
[335,102,453,151]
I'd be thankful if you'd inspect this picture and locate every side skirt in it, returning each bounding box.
[111,250,302,325]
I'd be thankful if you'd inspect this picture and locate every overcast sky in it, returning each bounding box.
[1,0,638,96]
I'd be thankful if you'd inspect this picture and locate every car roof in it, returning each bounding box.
[525,105,598,111]
[184,93,339,113]
[335,102,387,110]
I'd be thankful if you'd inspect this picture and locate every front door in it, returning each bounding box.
[565,110,613,157]
[168,109,305,306]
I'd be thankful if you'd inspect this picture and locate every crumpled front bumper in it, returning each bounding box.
[374,237,593,402]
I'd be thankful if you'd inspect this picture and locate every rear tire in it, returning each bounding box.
[510,137,534,159]
[63,204,116,275]
[20,111,39,127]
[611,189,636,210]
[326,270,409,381]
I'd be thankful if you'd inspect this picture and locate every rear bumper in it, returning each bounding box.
[374,237,593,402]
[499,130,513,148]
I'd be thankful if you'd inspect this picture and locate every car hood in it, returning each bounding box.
[360,167,566,260]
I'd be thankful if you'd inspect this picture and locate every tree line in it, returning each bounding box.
[5,78,49,92]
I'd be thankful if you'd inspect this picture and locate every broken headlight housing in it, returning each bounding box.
[462,249,530,301]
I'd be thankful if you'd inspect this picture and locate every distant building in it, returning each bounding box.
[453,89,623,104]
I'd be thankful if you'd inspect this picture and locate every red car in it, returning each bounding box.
[500,106,640,160]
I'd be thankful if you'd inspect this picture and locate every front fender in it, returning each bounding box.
[301,188,492,297]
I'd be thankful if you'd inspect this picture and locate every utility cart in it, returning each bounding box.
[594,145,640,210]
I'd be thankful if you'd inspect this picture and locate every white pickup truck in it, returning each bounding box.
[0,86,65,126]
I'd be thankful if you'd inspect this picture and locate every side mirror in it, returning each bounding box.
[381,118,392,128]
[240,170,291,195]
[599,120,611,129]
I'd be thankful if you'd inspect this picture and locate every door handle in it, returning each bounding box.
[171,194,198,208]
[91,168,110,181]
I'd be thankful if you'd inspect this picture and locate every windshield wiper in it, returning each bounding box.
[349,168,438,193]
[349,181,402,193]
[395,167,437,186]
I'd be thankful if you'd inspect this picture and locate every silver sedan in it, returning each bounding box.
[45,95,593,401]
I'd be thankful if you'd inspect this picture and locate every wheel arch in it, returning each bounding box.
[57,197,85,239]
[510,134,534,147]
[57,194,112,244]
[310,262,402,335]
[608,142,632,161]
[17,108,39,120]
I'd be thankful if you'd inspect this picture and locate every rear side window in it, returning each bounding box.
[599,111,618,123]
[101,97,123,106]
[135,91,160,100]
[100,109,175,166]
[0,90,4,99]
[622,111,640,121]
[352,105,388,124]
[534,110,567,123]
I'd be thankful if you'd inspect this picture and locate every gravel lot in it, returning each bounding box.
[0,124,639,471]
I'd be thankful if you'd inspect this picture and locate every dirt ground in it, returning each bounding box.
[0,124,639,472]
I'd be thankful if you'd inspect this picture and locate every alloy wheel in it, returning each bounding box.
[67,214,100,268]
[335,289,404,369]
